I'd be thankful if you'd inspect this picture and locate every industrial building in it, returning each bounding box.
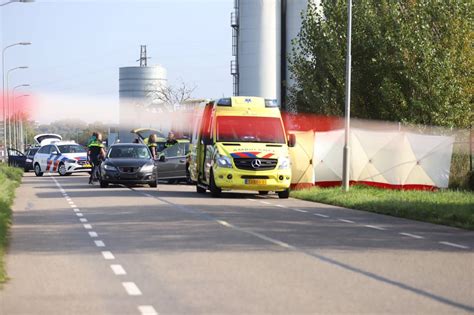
[230,0,319,109]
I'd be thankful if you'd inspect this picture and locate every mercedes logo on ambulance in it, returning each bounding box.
[251,159,262,169]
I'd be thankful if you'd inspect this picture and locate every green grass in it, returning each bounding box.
[0,164,23,283]
[291,185,474,230]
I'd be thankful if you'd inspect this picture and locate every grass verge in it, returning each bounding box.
[0,164,23,283]
[291,185,474,230]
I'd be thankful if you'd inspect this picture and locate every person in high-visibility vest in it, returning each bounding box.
[88,132,106,184]
[147,134,158,160]
[165,131,178,148]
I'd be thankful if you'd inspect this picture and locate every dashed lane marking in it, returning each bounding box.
[365,225,386,231]
[122,282,142,296]
[276,204,287,208]
[94,240,105,247]
[292,208,308,213]
[79,218,88,223]
[73,208,80,212]
[83,224,92,229]
[217,220,232,228]
[70,204,77,208]
[260,201,271,205]
[138,305,158,315]
[88,231,98,238]
[76,213,84,217]
[338,219,355,224]
[102,251,115,260]
[400,232,424,239]
[110,264,127,275]
[439,241,469,249]
[314,213,329,218]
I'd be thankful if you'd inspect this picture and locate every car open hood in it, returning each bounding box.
[34,134,62,145]
[130,128,166,140]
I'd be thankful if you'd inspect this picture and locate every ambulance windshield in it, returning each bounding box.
[217,116,286,144]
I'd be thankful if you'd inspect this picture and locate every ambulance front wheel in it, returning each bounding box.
[34,163,43,177]
[278,188,290,199]
[209,170,221,198]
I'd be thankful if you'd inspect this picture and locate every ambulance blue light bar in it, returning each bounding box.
[265,99,279,108]
[217,98,232,106]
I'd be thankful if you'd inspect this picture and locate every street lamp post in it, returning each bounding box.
[342,0,352,192]
[14,94,29,151]
[6,66,28,148]
[12,84,29,149]
[1,42,30,159]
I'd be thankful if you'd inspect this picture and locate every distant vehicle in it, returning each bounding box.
[157,142,190,183]
[7,148,26,169]
[189,96,295,198]
[33,141,91,176]
[99,143,158,188]
[24,147,40,171]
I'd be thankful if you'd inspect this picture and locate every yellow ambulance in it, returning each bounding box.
[188,96,295,198]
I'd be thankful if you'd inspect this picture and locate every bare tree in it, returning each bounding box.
[145,80,197,112]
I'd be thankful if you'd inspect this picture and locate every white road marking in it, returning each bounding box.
[314,213,329,218]
[217,220,232,228]
[88,231,98,238]
[400,232,424,239]
[76,213,83,217]
[439,241,469,249]
[260,201,271,205]
[70,204,77,208]
[83,224,92,229]
[110,264,127,275]
[276,204,287,208]
[143,193,154,198]
[138,305,158,315]
[66,198,71,201]
[94,240,105,247]
[365,225,386,231]
[102,251,115,260]
[79,218,88,223]
[247,198,256,201]
[122,282,142,296]
[68,201,74,205]
[73,208,80,212]
[338,219,355,224]
[292,208,308,213]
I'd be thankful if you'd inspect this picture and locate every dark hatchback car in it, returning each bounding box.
[99,143,158,188]
[24,147,39,171]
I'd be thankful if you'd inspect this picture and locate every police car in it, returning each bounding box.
[33,140,91,176]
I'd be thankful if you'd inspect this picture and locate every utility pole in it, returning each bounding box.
[342,0,352,192]
[137,45,150,67]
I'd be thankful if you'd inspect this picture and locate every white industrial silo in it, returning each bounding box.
[237,0,281,101]
[231,0,320,109]
[286,0,320,89]
[119,65,167,142]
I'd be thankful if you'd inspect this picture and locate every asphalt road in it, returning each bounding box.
[0,172,473,315]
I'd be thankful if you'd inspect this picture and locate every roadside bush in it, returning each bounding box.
[0,164,23,283]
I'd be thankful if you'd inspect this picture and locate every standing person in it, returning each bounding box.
[147,134,158,159]
[88,132,106,184]
[165,131,178,148]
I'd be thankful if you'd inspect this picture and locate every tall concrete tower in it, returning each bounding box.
[119,46,167,142]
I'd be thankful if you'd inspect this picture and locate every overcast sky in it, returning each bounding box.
[1,0,233,123]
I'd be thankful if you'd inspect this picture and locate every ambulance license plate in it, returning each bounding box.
[245,179,266,185]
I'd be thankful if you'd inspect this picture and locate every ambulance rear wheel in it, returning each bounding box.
[58,163,67,176]
[34,164,43,177]
[278,189,290,199]
[209,171,221,197]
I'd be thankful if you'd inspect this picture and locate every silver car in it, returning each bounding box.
[157,142,190,183]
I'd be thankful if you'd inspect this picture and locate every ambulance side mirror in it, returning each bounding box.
[288,134,296,148]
